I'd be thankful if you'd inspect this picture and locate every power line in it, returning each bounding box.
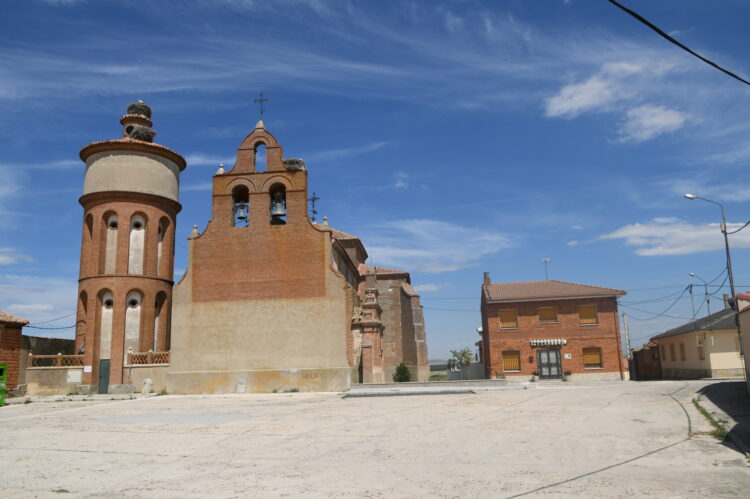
[25,325,75,330]
[608,0,750,87]
[618,286,690,321]
[27,311,76,326]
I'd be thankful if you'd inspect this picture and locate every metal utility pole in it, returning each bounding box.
[622,312,632,360]
[542,258,550,280]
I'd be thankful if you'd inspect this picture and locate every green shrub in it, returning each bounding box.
[393,362,412,382]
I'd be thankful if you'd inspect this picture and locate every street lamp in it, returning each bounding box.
[688,272,711,317]
[683,194,737,303]
[684,193,746,384]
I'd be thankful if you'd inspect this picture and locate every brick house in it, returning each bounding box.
[0,311,29,392]
[480,274,627,381]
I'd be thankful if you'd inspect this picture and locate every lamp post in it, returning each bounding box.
[683,194,737,304]
[684,194,746,384]
[688,272,711,317]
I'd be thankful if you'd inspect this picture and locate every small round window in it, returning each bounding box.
[133,221,143,230]
[108,221,118,229]
[128,299,139,308]
[125,125,134,135]
[104,299,114,309]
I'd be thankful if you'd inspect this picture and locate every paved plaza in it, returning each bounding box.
[1,381,748,498]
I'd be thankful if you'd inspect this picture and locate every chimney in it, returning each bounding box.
[483,272,491,286]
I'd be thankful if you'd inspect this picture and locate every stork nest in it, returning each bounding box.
[127,101,152,118]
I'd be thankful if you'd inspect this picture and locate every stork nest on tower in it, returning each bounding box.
[128,124,156,142]
[127,101,152,118]
[283,158,306,171]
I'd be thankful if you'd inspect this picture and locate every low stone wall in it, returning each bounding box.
[662,367,711,379]
[567,371,623,382]
[125,365,170,393]
[25,368,83,396]
[166,367,351,394]
[711,368,744,378]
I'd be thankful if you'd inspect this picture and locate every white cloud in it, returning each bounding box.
[304,141,389,162]
[599,218,750,256]
[567,240,579,247]
[184,154,235,167]
[394,171,409,189]
[544,58,691,142]
[618,105,689,142]
[0,248,33,266]
[545,74,618,118]
[413,282,452,293]
[361,219,510,273]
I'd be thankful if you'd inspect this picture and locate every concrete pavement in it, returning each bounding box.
[0,380,748,497]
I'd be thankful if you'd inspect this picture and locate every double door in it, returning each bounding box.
[537,349,562,379]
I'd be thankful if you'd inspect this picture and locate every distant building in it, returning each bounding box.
[0,311,29,393]
[479,274,627,381]
[651,307,742,379]
[631,341,661,380]
[730,292,750,392]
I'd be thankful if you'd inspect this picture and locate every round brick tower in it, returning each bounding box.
[75,101,186,394]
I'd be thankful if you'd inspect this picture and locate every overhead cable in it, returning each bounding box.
[608,0,750,87]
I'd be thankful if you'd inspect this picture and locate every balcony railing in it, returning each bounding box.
[29,354,84,368]
[126,350,170,366]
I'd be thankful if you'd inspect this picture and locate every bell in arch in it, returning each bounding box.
[270,192,286,225]
[234,203,249,222]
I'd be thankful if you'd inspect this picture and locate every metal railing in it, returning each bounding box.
[29,353,84,368]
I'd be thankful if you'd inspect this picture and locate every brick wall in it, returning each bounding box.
[0,325,23,389]
[482,296,623,378]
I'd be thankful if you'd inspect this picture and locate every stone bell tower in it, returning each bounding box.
[75,101,186,394]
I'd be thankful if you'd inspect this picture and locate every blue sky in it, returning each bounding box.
[2,0,750,359]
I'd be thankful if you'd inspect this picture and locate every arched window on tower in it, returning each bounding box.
[128,214,146,275]
[255,143,266,172]
[157,218,168,276]
[124,291,142,354]
[83,214,93,275]
[269,183,287,225]
[99,290,114,360]
[104,214,118,274]
[153,292,167,351]
[232,185,250,227]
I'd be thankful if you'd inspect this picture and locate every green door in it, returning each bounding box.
[98,359,110,394]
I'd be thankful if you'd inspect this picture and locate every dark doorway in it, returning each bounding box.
[537,349,562,379]
[98,359,110,394]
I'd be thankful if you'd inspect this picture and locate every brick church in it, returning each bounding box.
[73,101,428,394]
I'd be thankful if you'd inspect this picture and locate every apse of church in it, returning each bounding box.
[74,102,429,394]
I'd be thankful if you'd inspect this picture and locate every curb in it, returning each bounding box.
[698,395,750,457]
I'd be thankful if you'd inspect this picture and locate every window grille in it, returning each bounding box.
[539,307,557,323]
[499,309,518,329]
[579,305,598,325]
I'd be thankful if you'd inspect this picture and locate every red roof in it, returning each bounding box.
[484,279,626,302]
[358,264,409,277]
[0,311,30,326]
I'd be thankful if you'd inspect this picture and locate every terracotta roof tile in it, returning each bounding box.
[0,311,29,326]
[483,279,626,302]
[312,223,360,241]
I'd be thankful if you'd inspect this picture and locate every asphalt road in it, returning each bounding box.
[1,380,748,497]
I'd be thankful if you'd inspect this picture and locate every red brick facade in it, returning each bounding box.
[481,277,625,380]
[0,325,23,389]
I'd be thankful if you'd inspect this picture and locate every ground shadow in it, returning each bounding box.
[698,381,750,455]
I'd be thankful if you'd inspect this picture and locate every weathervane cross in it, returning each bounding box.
[253,92,270,119]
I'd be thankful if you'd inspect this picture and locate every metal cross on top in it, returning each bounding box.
[253,92,270,119]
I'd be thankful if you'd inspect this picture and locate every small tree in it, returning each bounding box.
[393,362,412,382]
[449,348,473,369]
